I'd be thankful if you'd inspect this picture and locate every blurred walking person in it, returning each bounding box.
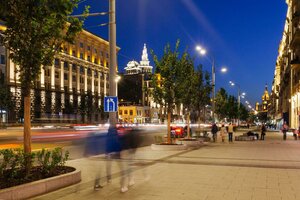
[260,124,266,140]
[228,123,234,142]
[119,128,142,192]
[211,123,218,142]
[282,122,288,140]
[220,124,227,143]
[105,126,122,187]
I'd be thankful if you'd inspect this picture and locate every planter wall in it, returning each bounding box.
[151,143,188,151]
[0,169,81,200]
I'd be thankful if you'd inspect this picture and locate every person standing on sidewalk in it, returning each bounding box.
[260,124,266,140]
[228,123,234,142]
[220,124,227,143]
[282,122,288,140]
[211,123,218,142]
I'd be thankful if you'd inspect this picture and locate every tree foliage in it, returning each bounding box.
[0,0,88,160]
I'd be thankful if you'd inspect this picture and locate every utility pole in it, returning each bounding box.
[109,0,118,127]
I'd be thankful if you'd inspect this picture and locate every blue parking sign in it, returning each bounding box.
[104,96,118,112]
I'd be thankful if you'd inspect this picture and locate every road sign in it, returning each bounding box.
[104,96,118,112]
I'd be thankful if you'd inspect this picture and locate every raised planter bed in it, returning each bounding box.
[176,138,204,147]
[0,168,81,200]
[151,143,188,151]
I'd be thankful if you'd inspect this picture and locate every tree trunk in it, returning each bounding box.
[24,96,31,154]
[167,111,171,144]
[187,111,190,138]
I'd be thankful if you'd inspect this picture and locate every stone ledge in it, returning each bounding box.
[0,168,81,200]
[151,143,188,151]
[176,139,204,147]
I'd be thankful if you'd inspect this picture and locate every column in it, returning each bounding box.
[8,55,14,83]
[15,64,20,83]
[76,66,80,93]
[84,67,87,93]
[68,63,72,92]
[104,73,107,96]
[91,69,95,94]
[51,61,55,89]
[98,71,101,96]
[60,60,64,91]
[40,65,45,88]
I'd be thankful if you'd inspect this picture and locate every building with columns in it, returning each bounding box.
[270,0,300,129]
[0,23,117,123]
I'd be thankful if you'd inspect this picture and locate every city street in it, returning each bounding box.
[31,130,300,200]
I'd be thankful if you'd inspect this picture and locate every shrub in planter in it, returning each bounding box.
[0,147,72,189]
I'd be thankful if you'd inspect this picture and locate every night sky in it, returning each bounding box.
[74,0,287,108]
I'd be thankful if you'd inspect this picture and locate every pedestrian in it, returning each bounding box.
[119,127,142,192]
[282,122,288,140]
[293,127,299,140]
[228,123,234,142]
[211,123,218,142]
[220,124,227,143]
[260,124,266,140]
[103,126,122,190]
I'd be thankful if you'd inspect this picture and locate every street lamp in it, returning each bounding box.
[196,45,227,122]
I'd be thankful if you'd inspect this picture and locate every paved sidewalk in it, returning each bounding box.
[32,131,300,200]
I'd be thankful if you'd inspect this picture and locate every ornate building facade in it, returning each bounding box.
[0,23,117,123]
[270,0,300,128]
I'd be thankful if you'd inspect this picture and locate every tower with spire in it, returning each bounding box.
[124,44,153,75]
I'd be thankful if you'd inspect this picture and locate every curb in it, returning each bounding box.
[0,168,81,200]
[151,143,188,151]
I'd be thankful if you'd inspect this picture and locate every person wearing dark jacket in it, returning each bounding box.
[211,123,218,142]
[260,124,266,140]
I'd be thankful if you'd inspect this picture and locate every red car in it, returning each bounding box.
[170,125,186,137]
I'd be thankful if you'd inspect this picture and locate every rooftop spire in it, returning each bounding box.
[141,43,149,61]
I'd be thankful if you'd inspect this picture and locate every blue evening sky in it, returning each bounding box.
[75,0,287,107]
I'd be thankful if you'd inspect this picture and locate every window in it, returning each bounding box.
[0,55,5,64]
[94,71,98,77]
[124,110,128,115]
[72,50,76,56]
[73,75,76,81]
[72,64,77,72]
[64,73,68,80]
[80,42,83,48]
[64,62,69,70]
[55,71,59,79]
[80,66,84,74]
[94,58,98,64]
[80,53,84,59]
[54,59,59,66]
[119,110,123,115]
[129,110,133,115]
[87,46,90,51]
[94,49,97,54]
[87,56,91,62]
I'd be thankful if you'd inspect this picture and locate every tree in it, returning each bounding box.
[215,88,228,121]
[192,65,211,124]
[151,40,183,143]
[177,54,211,138]
[0,0,88,168]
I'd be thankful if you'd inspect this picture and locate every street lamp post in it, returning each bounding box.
[196,46,227,123]
[109,0,118,128]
